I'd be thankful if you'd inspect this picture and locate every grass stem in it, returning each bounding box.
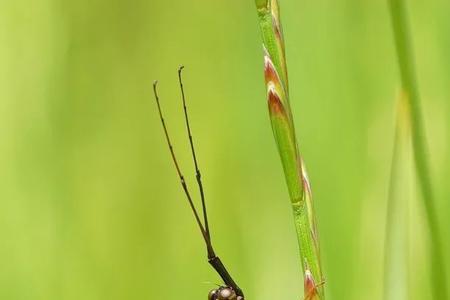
[255,1,324,298]
[388,1,448,298]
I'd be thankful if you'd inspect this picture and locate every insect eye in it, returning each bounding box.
[217,287,237,300]
[208,289,217,300]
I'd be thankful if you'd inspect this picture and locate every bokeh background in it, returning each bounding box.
[1,0,449,299]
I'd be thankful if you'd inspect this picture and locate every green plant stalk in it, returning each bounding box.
[255,1,324,298]
[389,1,448,299]
[383,91,411,300]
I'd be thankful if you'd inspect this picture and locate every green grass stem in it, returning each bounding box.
[254,1,324,298]
[384,92,411,300]
[388,1,448,298]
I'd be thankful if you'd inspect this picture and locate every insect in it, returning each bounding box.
[153,66,244,300]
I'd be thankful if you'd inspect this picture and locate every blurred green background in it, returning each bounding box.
[1,0,449,299]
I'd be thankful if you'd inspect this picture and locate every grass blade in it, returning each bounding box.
[254,1,324,298]
[388,0,448,298]
[383,91,412,300]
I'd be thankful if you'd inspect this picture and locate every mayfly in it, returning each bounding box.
[153,66,244,300]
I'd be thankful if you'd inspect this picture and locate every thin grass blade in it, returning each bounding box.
[254,1,324,298]
[388,1,448,298]
[383,91,412,300]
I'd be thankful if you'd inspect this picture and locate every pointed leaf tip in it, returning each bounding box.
[268,86,285,116]
[264,54,280,86]
[304,269,319,300]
